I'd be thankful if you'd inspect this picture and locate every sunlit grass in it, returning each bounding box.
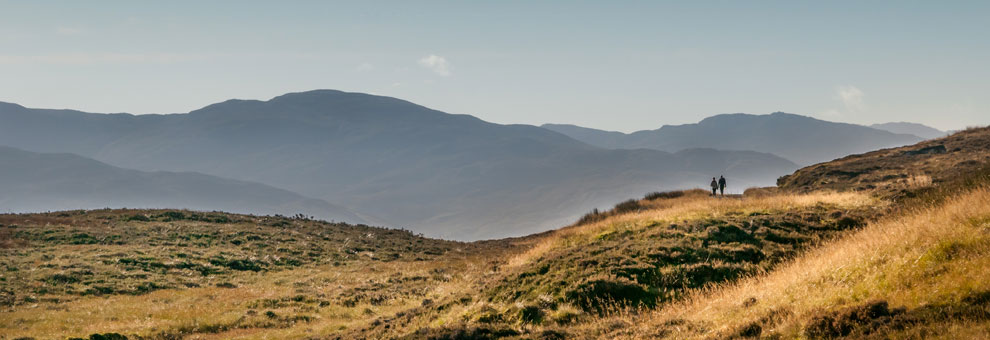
[508,189,879,269]
[618,186,990,339]
[4,182,988,339]
[0,256,487,339]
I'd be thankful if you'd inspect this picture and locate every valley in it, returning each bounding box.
[2,3,985,339]
[0,92,800,240]
[2,127,987,339]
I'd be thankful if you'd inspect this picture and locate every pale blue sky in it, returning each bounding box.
[1,1,986,131]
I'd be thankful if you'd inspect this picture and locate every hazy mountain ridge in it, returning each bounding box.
[0,146,368,223]
[543,112,925,165]
[0,90,798,239]
[870,121,946,139]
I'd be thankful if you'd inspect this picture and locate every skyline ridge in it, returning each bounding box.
[0,88,948,136]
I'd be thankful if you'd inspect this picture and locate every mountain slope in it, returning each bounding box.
[870,121,946,139]
[543,112,924,165]
[0,91,799,240]
[778,126,990,194]
[538,123,633,149]
[611,127,990,339]
[619,174,990,339]
[2,128,987,340]
[0,209,478,339]
[380,127,989,339]
[0,146,367,223]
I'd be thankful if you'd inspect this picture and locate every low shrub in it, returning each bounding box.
[644,190,686,201]
[565,278,659,313]
[613,199,643,214]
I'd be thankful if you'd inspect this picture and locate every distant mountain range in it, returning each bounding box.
[869,122,947,140]
[542,112,925,165]
[0,91,797,240]
[0,146,367,223]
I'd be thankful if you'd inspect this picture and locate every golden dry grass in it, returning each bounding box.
[508,189,879,269]
[616,186,990,339]
[0,255,487,339]
[4,182,986,339]
[0,210,515,340]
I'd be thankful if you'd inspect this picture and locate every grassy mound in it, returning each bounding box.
[778,126,990,195]
[0,209,523,339]
[608,184,990,339]
[487,196,876,314]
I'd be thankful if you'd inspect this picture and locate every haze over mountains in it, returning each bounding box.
[543,112,926,165]
[0,146,367,223]
[2,90,934,240]
[0,90,807,240]
[869,122,947,140]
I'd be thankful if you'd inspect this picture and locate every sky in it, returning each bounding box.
[0,1,987,132]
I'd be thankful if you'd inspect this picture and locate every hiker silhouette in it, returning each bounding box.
[710,177,718,196]
[718,176,726,196]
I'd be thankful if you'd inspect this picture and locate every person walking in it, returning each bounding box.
[718,175,726,196]
[710,177,718,196]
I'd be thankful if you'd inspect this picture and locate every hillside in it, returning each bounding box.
[0,209,501,339]
[0,146,367,224]
[871,122,947,140]
[542,112,924,165]
[1,127,987,340]
[538,124,632,150]
[778,126,990,195]
[0,190,884,340]
[611,169,990,339]
[0,91,799,240]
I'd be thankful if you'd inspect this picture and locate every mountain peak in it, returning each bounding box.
[269,89,351,102]
[0,101,27,111]
[190,98,265,115]
[694,112,809,126]
[267,89,423,109]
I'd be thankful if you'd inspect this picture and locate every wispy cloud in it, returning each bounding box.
[836,85,865,112]
[820,85,866,119]
[418,54,451,76]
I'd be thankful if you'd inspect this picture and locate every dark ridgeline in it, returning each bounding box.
[0,90,798,240]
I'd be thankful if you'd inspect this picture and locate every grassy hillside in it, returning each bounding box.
[778,126,990,195]
[1,127,988,339]
[0,210,527,339]
[611,171,990,339]
[0,190,886,339]
[338,190,889,339]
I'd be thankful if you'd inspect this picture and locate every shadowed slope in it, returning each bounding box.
[0,146,368,224]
